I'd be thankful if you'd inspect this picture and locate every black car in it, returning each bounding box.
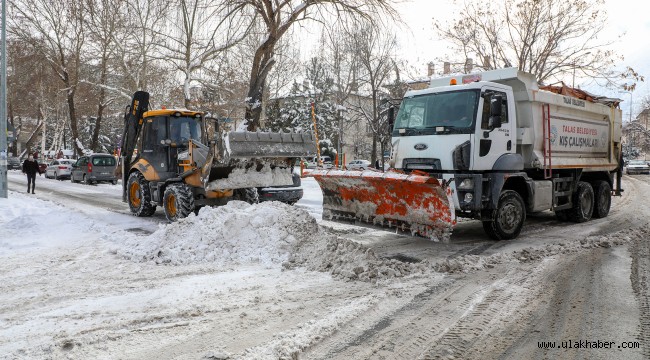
[7,157,21,170]
[258,172,303,205]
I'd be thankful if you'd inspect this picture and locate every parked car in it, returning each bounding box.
[258,172,303,205]
[45,159,76,180]
[7,156,21,170]
[37,159,48,174]
[71,154,118,184]
[304,155,333,169]
[346,159,371,170]
[626,159,650,175]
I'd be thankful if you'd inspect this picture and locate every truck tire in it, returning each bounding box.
[234,188,259,204]
[592,180,611,219]
[163,183,195,222]
[127,171,157,217]
[568,181,594,223]
[482,190,526,240]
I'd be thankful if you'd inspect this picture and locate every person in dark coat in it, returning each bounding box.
[22,154,41,194]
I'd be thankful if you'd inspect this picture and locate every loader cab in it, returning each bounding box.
[139,110,203,179]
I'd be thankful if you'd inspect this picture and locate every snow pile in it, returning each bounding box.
[110,201,318,267]
[205,163,293,190]
[110,200,427,282]
[0,193,90,253]
[432,227,647,274]
[287,234,429,282]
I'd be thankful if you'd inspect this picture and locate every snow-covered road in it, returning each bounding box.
[1,170,649,359]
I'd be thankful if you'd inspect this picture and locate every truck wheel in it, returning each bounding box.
[568,181,594,223]
[592,180,611,219]
[127,172,157,217]
[163,183,195,221]
[482,190,526,240]
[234,188,259,204]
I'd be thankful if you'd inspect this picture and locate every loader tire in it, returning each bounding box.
[592,180,611,219]
[555,209,570,221]
[482,190,526,240]
[234,188,259,204]
[568,181,594,223]
[127,171,157,217]
[163,183,195,222]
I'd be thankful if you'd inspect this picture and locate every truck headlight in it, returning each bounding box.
[457,178,474,190]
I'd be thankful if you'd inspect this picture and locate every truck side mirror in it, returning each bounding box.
[387,107,395,129]
[488,96,503,129]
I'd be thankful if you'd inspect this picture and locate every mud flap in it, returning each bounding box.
[309,169,456,241]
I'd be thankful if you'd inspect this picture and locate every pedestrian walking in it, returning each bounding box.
[22,154,41,194]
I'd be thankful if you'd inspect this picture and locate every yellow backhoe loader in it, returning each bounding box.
[120,91,316,221]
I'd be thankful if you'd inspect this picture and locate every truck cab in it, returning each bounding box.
[391,81,517,173]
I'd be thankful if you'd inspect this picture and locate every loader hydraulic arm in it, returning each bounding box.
[120,91,150,201]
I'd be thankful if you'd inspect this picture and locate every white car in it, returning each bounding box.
[626,160,650,175]
[45,159,76,180]
[347,159,371,170]
[304,156,333,169]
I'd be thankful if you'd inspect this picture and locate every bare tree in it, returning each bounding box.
[109,0,170,101]
[320,25,361,159]
[9,0,88,156]
[223,0,399,131]
[159,0,253,108]
[436,0,643,89]
[346,24,397,166]
[5,40,54,156]
[84,0,122,151]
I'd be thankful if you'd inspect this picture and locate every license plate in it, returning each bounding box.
[101,172,109,175]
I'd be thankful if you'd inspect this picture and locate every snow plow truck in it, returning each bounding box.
[310,67,623,240]
[120,91,316,221]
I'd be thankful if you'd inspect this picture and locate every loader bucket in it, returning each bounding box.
[203,130,317,191]
[309,169,456,241]
[226,131,317,159]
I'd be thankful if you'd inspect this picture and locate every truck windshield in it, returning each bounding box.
[169,116,202,143]
[392,90,479,135]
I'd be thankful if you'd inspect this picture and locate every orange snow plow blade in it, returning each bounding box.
[308,169,456,241]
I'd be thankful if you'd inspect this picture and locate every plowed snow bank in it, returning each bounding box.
[110,201,429,282]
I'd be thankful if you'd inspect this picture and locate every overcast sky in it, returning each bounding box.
[296,1,649,118]
[393,0,650,118]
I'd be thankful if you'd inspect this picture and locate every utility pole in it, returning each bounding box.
[0,0,7,198]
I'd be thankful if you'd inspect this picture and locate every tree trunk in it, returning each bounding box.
[245,41,276,131]
[91,59,108,152]
[66,87,82,156]
[92,100,105,152]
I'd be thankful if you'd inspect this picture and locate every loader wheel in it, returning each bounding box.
[568,181,594,223]
[482,190,526,240]
[555,209,570,221]
[592,180,611,219]
[163,183,195,222]
[127,172,157,217]
[233,188,259,204]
